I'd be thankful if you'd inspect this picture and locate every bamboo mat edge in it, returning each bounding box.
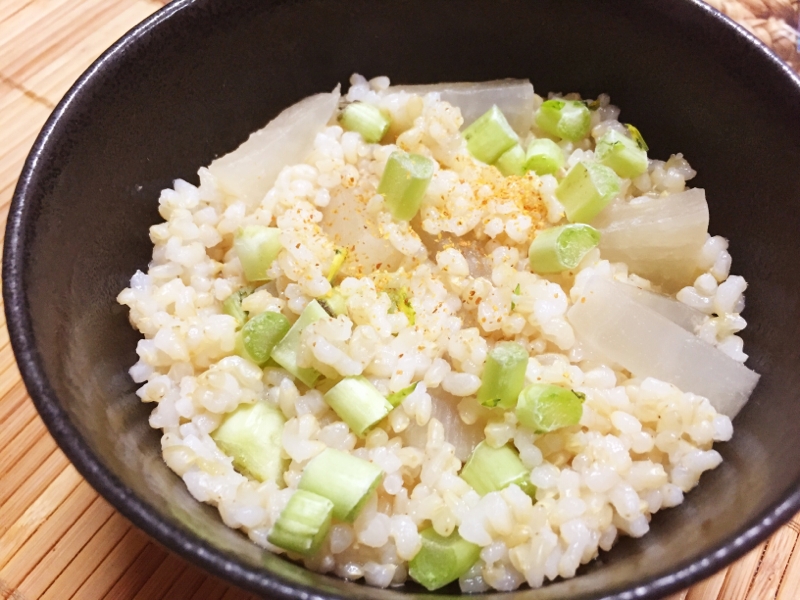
[0,1,798,599]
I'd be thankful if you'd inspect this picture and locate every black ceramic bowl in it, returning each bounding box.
[5,0,800,598]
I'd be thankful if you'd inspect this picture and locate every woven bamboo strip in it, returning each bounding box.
[0,465,83,574]
[0,383,36,442]
[0,450,70,540]
[19,0,161,105]
[14,494,115,598]
[71,526,151,599]
[686,568,728,599]
[745,524,799,599]
[161,566,214,599]
[717,541,768,599]
[0,426,56,510]
[0,434,58,510]
[0,481,96,580]
[0,0,36,26]
[129,552,190,600]
[188,576,235,600]
[105,542,169,600]
[0,0,100,77]
[0,414,47,477]
[39,511,133,599]
[776,538,800,599]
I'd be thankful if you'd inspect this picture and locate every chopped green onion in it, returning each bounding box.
[387,383,417,408]
[270,300,329,387]
[338,102,391,143]
[386,287,415,325]
[268,489,333,555]
[460,441,536,497]
[234,226,282,282]
[515,383,583,433]
[556,160,621,223]
[240,311,291,366]
[524,138,565,175]
[378,152,434,221]
[327,247,348,282]
[323,376,393,437]
[528,223,600,273]
[298,448,383,522]
[318,288,347,317]
[476,342,528,409]
[408,528,481,591]
[625,123,649,151]
[595,129,649,178]
[462,105,519,165]
[210,401,287,484]
[494,144,527,176]
[222,288,252,329]
[534,99,591,141]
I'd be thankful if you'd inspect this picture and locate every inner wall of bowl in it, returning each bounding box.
[17,0,800,597]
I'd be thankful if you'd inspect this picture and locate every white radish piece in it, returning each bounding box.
[567,277,759,418]
[612,280,706,333]
[400,388,485,461]
[593,188,709,290]
[320,188,403,277]
[388,79,535,137]
[209,87,340,205]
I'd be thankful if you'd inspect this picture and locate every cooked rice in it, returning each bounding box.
[118,73,749,591]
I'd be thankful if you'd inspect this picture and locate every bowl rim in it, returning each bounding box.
[4,0,800,598]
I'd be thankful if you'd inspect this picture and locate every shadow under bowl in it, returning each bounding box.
[4,0,800,598]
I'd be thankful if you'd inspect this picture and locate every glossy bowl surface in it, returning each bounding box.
[4,0,800,598]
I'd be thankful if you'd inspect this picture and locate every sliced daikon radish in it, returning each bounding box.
[320,187,403,277]
[612,280,706,333]
[209,87,340,205]
[388,79,534,136]
[413,388,486,462]
[567,277,759,418]
[593,188,709,290]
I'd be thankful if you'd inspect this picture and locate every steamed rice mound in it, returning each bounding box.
[118,74,754,591]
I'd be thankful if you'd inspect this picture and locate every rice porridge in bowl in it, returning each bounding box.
[117,74,760,592]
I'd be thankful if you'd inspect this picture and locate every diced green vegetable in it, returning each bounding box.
[524,138,565,175]
[234,226,282,282]
[338,102,390,143]
[240,311,291,366]
[556,160,621,223]
[387,383,417,408]
[298,448,383,522]
[595,129,649,178]
[460,441,536,497]
[327,247,348,282]
[534,99,591,141]
[210,401,287,483]
[318,288,347,317]
[270,300,329,387]
[387,287,415,325]
[323,376,393,437]
[625,123,649,151]
[222,288,252,329]
[378,152,434,221]
[409,528,481,591]
[528,223,600,273]
[268,490,333,555]
[462,105,519,164]
[494,144,527,176]
[515,383,583,433]
[476,342,528,409]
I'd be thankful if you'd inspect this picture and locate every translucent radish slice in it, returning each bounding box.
[209,87,340,204]
[388,79,534,136]
[594,188,709,290]
[568,277,759,417]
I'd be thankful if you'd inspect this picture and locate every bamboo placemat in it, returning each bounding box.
[0,1,798,598]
